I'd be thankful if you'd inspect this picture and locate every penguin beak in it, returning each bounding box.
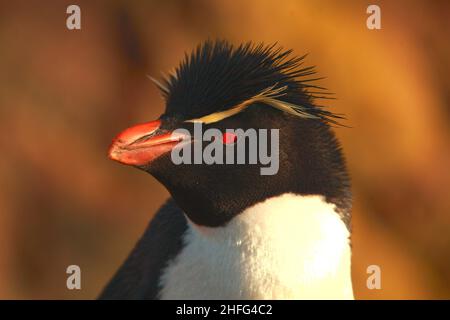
[108,120,184,166]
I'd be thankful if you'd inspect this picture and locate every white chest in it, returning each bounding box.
[159,193,353,299]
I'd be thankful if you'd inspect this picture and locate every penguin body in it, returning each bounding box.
[159,193,352,300]
[100,194,352,299]
[101,41,352,300]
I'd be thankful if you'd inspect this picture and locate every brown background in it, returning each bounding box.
[0,0,449,299]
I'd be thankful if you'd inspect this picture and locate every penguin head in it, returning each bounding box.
[108,40,351,227]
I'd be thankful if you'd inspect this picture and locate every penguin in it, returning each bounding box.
[100,40,353,300]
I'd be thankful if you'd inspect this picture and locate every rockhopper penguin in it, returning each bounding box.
[100,40,353,299]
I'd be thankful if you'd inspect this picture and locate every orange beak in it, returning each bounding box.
[108,120,184,166]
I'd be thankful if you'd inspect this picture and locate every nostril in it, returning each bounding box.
[130,130,161,145]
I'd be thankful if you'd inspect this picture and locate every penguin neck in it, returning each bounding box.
[159,193,353,299]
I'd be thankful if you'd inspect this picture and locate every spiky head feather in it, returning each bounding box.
[152,40,344,126]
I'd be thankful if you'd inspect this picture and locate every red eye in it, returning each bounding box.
[222,132,237,144]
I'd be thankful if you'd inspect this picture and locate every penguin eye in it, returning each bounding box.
[222,132,237,145]
[210,133,238,145]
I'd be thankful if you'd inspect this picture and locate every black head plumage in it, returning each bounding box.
[142,40,351,228]
[151,40,344,126]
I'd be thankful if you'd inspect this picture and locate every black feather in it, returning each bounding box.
[154,40,345,125]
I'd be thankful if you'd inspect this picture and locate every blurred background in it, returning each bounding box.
[0,0,449,299]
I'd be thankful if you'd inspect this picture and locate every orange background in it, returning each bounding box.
[0,0,449,299]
